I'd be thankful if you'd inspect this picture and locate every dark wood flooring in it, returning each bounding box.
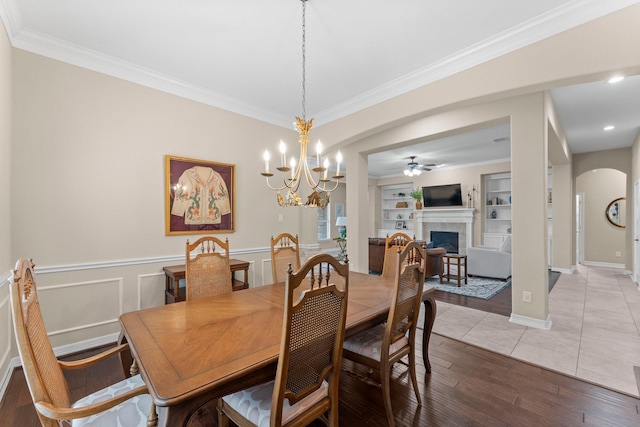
[2,331,639,426]
[433,282,512,316]
[3,274,637,426]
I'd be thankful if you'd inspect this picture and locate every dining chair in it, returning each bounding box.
[185,236,232,300]
[342,241,425,427]
[9,258,157,427]
[218,253,349,427]
[381,232,415,278]
[270,233,301,284]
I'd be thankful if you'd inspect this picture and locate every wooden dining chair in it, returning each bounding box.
[218,253,349,427]
[185,236,232,300]
[381,232,415,278]
[342,241,425,427]
[9,258,157,427]
[270,233,301,284]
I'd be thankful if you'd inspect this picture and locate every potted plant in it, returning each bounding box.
[410,188,423,210]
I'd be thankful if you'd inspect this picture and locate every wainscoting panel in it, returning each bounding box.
[38,278,123,342]
[138,272,165,310]
[261,258,272,286]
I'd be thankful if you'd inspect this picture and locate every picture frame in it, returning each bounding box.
[165,155,236,235]
[395,220,405,229]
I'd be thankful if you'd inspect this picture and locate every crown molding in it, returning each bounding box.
[314,0,640,125]
[1,0,638,128]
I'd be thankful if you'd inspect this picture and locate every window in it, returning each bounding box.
[318,204,330,240]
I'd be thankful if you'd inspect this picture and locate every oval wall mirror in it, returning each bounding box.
[605,197,625,228]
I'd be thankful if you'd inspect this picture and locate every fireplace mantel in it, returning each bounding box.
[415,208,476,254]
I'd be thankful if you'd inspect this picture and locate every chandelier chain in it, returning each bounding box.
[301,0,306,121]
[260,0,343,208]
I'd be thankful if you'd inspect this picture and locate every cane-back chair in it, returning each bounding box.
[270,233,301,284]
[381,232,415,278]
[343,241,426,427]
[9,258,157,427]
[185,236,232,300]
[218,253,349,427]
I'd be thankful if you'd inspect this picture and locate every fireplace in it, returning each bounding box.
[414,208,475,255]
[431,231,459,254]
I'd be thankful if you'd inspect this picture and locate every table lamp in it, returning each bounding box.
[336,216,347,239]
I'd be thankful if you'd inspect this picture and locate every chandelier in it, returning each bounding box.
[261,0,343,208]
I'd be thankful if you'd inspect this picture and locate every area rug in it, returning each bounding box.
[427,274,511,300]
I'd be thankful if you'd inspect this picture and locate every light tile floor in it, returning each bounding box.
[431,264,640,397]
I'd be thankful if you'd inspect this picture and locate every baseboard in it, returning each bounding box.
[509,313,552,330]
[550,266,573,274]
[0,358,21,404]
[581,260,625,269]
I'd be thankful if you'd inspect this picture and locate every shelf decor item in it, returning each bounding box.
[410,188,423,210]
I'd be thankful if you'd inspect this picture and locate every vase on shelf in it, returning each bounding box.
[415,200,422,210]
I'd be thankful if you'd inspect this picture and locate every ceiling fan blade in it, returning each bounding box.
[422,163,436,167]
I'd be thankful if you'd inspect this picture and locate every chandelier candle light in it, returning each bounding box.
[261,0,343,208]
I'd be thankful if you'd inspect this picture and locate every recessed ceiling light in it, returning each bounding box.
[608,76,624,83]
[604,125,615,131]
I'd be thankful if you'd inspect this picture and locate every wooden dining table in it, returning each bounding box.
[118,271,436,427]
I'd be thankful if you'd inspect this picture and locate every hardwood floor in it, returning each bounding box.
[433,283,512,316]
[2,330,639,426]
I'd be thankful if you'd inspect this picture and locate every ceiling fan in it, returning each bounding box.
[403,156,436,176]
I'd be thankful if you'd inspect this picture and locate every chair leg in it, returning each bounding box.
[130,358,139,376]
[408,350,422,407]
[380,363,395,427]
[147,402,158,427]
[217,399,230,427]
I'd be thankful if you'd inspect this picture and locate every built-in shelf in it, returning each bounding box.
[378,183,415,238]
[482,172,511,247]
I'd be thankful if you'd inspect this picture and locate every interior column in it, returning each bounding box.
[510,92,551,329]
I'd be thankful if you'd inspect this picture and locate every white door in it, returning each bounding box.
[634,180,640,283]
[576,193,584,265]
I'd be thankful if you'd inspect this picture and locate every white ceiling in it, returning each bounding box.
[1,0,639,178]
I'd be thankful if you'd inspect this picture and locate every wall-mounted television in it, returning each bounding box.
[422,183,463,207]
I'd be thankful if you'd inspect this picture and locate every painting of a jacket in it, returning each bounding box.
[171,166,231,224]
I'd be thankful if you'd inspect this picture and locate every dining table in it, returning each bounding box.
[118,271,436,427]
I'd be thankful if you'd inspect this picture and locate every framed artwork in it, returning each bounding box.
[395,220,405,229]
[165,155,236,235]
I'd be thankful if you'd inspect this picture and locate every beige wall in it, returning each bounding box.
[0,17,11,399]
[5,49,311,360]
[576,168,627,265]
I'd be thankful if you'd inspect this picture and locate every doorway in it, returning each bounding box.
[576,192,584,265]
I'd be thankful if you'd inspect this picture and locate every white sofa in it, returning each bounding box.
[467,236,512,279]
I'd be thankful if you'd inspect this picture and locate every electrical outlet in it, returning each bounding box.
[278,213,284,223]
[522,291,532,303]
[615,251,621,257]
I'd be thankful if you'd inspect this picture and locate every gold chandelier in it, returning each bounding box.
[261,0,343,208]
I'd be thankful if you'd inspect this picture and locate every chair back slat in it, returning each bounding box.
[381,232,415,278]
[271,253,349,426]
[270,233,301,284]
[386,242,426,347]
[186,237,232,300]
[10,259,71,427]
